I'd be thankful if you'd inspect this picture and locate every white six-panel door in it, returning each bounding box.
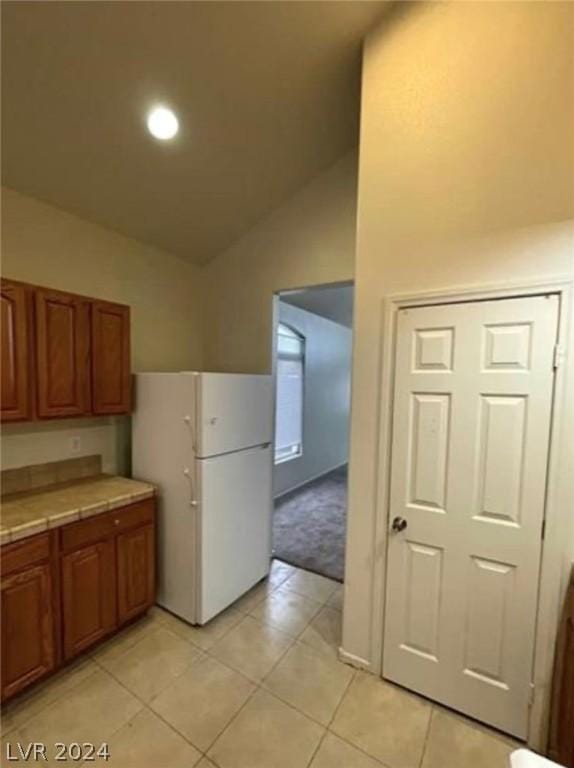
[383,295,559,738]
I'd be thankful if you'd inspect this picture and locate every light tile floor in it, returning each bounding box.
[1,560,520,767]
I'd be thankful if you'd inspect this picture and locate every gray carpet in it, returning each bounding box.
[273,466,347,582]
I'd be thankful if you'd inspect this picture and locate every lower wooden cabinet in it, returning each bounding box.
[0,497,155,702]
[117,524,155,624]
[1,562,55,699]
[61,540,117,660]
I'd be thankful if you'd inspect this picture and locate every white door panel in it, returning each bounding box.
[384,295,558,738]
[194,373,273,458]
[133,373,198,623]
[197,444,272,623]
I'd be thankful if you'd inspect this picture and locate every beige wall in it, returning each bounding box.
[343,1,574,667]
[1,152,355,472]
[1,151,355,473]
[1,187,204,473]
[203,152,357,374]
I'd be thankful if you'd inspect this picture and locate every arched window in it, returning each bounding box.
[275,323,305,463]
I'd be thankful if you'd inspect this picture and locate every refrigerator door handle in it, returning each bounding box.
[183,416,199,506]
[183,415,198,454]
[183,467,198,507]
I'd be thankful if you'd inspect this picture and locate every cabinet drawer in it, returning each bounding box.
[1,533,51,577]
[111,498,154,534]
[60,498,154,552]
[60,511,117,551]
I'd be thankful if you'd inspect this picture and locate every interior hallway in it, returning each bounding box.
[273,467,347,581]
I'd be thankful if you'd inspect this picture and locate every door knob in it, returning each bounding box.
[392,516,408,533]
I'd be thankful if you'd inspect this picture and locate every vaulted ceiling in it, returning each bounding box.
[2,1,386,264]
[282,284,354,328]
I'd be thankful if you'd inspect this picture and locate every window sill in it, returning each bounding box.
[274,452,302,466]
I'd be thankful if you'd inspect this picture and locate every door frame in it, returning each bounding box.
[270,279,355,497]
[369,276,573,749]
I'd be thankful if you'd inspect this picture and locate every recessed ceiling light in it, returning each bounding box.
[147,106,179,140]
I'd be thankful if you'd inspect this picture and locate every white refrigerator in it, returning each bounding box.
[132,372,273,625]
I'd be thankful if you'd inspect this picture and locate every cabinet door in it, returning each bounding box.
[1,280,31,422]
[117,524,155,624]
[557,619,574,767]
[549,573,574,766]
[61,540,116,659]
[35,289,90,418]
[1,564,55,700]
[91,301,131,414]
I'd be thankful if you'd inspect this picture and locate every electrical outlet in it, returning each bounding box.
[70,436,81,454]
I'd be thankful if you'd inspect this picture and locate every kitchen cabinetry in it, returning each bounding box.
[117,523,155,624]
[61,540,117,659]
[91,300,131,414]
[549,566,574,767]
[0,278,131,422]
[0,497,155,702]
[35,288,90,418]
[1,535,56,700]
[0,279,31,421]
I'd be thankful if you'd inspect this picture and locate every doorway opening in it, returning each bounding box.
[271,281,353,582]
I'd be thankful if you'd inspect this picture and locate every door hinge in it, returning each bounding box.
[528,682,536,708]
[553,344,564,370]
[541,518,546,540]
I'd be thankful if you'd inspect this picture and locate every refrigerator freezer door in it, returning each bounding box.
[195,373,272,458]
[197,444,272,623]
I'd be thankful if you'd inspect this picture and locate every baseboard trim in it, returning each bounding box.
[338,647,372,671]
[274,462,348,501]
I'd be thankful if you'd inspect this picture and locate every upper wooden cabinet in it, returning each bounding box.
[35,289,90,419]
[0,279,131,421]
[1,280,31,421]
[91,300,131,414]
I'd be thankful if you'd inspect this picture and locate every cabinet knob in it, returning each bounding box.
[114,519,120,526]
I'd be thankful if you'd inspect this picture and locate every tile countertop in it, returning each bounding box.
[1,475,156,546]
